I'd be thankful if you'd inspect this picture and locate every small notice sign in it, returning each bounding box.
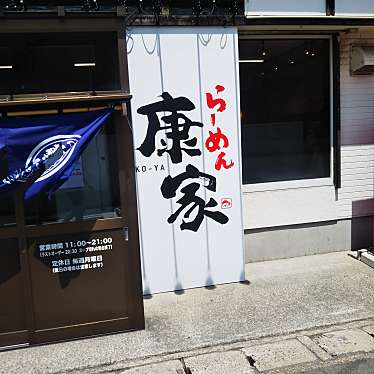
[37,235,113,274]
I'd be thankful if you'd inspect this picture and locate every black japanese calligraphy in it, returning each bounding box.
[137,92,203,164]
[161,164,229,232]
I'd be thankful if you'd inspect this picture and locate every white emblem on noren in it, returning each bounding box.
[25,135,81,182]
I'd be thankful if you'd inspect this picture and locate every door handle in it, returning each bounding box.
[123,227,129,241]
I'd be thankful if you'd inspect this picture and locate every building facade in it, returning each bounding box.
[122,0,374,263]
[1,0,374,293]
[2,0,374,347]
[241,0,374,262]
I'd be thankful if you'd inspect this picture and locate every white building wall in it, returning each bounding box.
[338,29,374,219]
[243,29,374,230]
[243,186,337,229]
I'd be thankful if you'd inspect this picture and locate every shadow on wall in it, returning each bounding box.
[351,199,373,250]
[340,99,374,251]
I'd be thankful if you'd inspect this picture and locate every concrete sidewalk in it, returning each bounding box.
[1,251,374,373]
[116,320,374,373]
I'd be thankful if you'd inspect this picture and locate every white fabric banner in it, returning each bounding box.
[127,27,245,294]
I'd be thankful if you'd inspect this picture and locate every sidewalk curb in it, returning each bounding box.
[361,252,374,270]
[62,317,374,374]
[349,249,374,270]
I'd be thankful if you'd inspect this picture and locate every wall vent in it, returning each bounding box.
[351,45,374,75]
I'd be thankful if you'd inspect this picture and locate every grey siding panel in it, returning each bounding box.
[339,30,374,218]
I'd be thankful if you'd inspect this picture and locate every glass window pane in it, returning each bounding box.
[25,116,120,224]
[0,192,16,227]
[31,44,96,93]
[0,32,120,95]
[239,38,331,184]
[0,155,16,227]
